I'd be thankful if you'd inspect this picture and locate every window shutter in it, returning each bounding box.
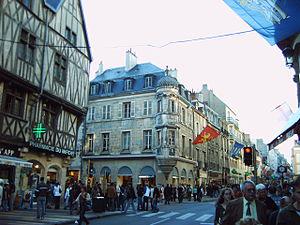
[101,106,105,119]
[118,103,122,118]
[149,101,152,115]
[131,101,135,117]
[143,101,147,116]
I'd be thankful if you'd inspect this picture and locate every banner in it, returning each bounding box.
[192,126,220,145]
[224,0,300,45]
[230,141,244,158]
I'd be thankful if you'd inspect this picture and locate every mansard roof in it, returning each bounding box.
[92,63,164,82]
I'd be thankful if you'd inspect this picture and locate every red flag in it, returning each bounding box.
[192,125,220,145]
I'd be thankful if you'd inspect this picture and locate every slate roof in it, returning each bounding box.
[157,75,179,88]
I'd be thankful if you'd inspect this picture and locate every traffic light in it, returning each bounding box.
[243,147,253,166]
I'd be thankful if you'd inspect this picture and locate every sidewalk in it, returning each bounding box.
[0,208,122,225]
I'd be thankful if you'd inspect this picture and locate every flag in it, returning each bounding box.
[192,126,220,145]
[230,141,244,158]
[223,0,300,45]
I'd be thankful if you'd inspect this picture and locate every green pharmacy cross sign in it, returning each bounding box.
[33,123,46,139]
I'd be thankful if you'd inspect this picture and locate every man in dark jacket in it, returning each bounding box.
[276,176,300,225]
[268,196,291,225]
[35,177,50,220]
[222,180,268,225]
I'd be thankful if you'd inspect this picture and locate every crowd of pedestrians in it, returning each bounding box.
[214,176,300,225]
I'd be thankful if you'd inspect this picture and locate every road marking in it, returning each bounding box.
[176,212,196,220]
[158,212,180,218]
[126,211,148,217]
[142,211,164,218]
[195,214,213,221]
[150,218,170,225]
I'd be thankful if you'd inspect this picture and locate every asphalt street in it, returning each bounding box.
[71,201,215,225]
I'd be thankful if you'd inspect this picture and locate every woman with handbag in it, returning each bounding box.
[74,186,90,225]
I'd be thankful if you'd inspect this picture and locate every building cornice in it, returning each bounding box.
[82,154,156,160]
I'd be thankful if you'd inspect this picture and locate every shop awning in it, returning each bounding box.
[0,156,32,168]
[100,166,111,176]
[140,166,155,177]
[118,166,132,176]
[268,108,300,150]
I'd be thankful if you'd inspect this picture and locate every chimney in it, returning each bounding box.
[169,68,177,79]
[97,61,104,75]
[125,49,137,71]
[203,84,208,90]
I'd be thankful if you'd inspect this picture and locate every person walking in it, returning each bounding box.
[160,185,165,203]
[143,184,150,211]
[276,176,300,225]
[222,180,268,225]
[137,184,144,211]
[2,183,9,212]
[53,182,62,209]
[74,186,90,225]
[35,177,50,220]
[178,184,184,203]
[214,188,233,225]
[193,185,198,201]
[123,184,137,214]
[256,184,278,214]
[152,186,160,213]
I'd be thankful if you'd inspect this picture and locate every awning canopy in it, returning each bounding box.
[268,108,300,150]
[140,166,155,177]
[0,156,32,168]
[118,166,132,176]
[100,166,111,176]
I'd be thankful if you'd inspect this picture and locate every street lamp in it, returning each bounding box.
[282,47,294,68]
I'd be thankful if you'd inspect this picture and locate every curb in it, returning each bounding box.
[53,211,122,225]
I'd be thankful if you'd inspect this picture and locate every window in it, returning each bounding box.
[54,53,67,84]
[18,0,33,9]
[72,32,77,46]
[143,130,152,150]
[27,95,37,124]
[102,133,110,151]
[104,82,112,94]
[3,85,24,117]
[87,134,94,152]
[66,27,77,45]
[18,29,36,64]
[122,131,131,150]
[66,27,71,41]
[124,79,132,91]
[102,105,111,119]
[189,139,192,158]
[168,130,175,145]
[123,102,131,118]
[90,84,98,95]
[169,100,176,113]
[182,108,186,124]
[157,100,162,113]
[143,100,152,116]
[88,107,95,120]
[42,101,57,128]
[144,76,153,88]
[157,130,162,146]
[182,135,185,156]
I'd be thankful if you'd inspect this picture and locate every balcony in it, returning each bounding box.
[227,117,239,127]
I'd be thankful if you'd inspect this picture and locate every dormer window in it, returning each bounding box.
[124,79,132,91]
[90,84,98,95]
[104,81,112,94]
[144,76,153,88]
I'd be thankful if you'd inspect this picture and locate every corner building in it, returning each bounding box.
[83,51,208,188]
[0,0,91,192]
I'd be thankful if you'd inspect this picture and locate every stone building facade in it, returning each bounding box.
[82,51,208,188]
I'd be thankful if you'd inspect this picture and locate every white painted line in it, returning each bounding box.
[176,212,196,220]
[195,214,213,221]
[158,212,180,219]
[142,211,165,218]
[126,211,148,217]
[150,218,170,225]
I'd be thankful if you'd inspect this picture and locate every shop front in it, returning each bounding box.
[171,167,179,186]
[117,166,132,187]
[139,166,156,186]
[180,169,187,184]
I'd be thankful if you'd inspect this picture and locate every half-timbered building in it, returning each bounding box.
[0,0,91,192]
